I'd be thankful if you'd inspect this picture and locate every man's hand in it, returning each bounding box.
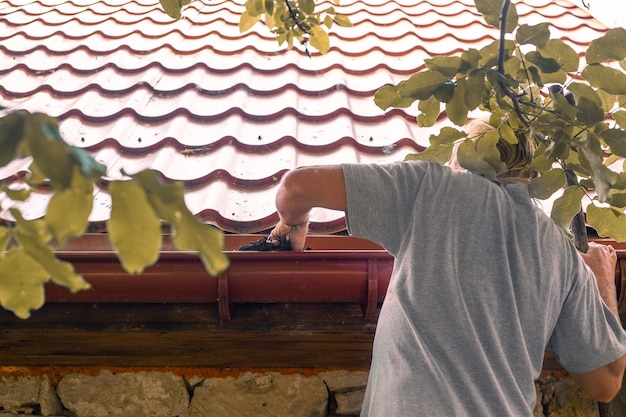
[268,219,309,251]
[579,242,619,316]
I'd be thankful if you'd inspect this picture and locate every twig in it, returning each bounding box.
[497,0,510,75]
[284,0,310,34]
[564,169,589,253]
[496,0,529,127]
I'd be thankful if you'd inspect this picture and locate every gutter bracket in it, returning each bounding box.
[361,258,379,322]
[218,271,231,322]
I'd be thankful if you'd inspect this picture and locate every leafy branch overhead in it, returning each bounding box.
[375,2,626,242]
[0,111,229,318]
[159,0,352,55]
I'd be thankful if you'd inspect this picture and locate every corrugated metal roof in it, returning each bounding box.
[0,0,607,233]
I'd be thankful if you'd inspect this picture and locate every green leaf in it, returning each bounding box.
[298,0,315,14]
[431,127,466,146]
[613,110,626,129]
[586,203,626,242]
[567,82,602,108]
[529,145,554,173]
[582,64,626,95]
[457,139,498,180]
[445,79,468,126]
[550,185,585,231]
[129,170,229,276]
[586,28,626,64]
[503,56,521,76]
[405,127,464,165]
[609,192,626,209]
[109,180,162,275]
[525,51,560,74]
[309,25,330,54]
[613,172,626,190]
[576,96,605,127]
[475,0,518,32]
[1,185,30,201]
[246,0,263,16]
[417,96,440,127]
[24,113,75,190]
[171,216,229,277]
[601,128,626,158]
[334,14,352,27]
[477,130,506,173]
[69,147,106,179]
[460,49,481,71]
[10,209,90,294]
[549,90,577,121]
[323,15,333,29]
[595,90,616,113]
[46,166,94,247]
[0,248,48,319]
[531,66,567,85]
[374,85,415,110]
[398,70,450,101]
[425,56,464,78]
[539,39,580,72]
[433,81,455,103]
[0,110,26,167]
[498,123,517,144]
[0,227,10,254]
[239,11,261,32]
[516,23,550,48]
[404,144,453,165]
[579,137,617,203]
[159,0,183,19]
[479,39,516,68]
[464,70,485,110]
[544,130,571,160]
[528,168,565,199]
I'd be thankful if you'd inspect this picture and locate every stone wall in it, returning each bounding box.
[0,369,624,417]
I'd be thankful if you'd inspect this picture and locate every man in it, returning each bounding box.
[268,120,626,416]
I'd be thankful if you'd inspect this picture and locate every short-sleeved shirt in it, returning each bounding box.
[342,161,626,417]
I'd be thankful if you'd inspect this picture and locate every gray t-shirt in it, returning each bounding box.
[342,161,626,417]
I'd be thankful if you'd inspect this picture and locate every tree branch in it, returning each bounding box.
[496,0,529,127]
[284,0,310,34]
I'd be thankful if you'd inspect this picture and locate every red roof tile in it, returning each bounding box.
[0,0,607,233]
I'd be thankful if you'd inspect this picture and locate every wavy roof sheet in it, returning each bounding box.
[0,0,607,233]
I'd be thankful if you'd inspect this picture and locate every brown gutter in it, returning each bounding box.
[47,234,626,321]
[48,234,393,321]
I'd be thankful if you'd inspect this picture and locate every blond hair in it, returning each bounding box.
[463,118,535,183]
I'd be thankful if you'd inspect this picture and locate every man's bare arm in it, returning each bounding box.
[570,243,626,403]
[269,165,347,250]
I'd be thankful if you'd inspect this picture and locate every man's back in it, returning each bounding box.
[342,161,625,416]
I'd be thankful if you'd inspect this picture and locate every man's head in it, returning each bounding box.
[448,118,536,183]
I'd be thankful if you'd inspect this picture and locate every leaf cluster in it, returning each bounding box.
[159,0,352,55]
[240,0,352,55]
[374,2,626,242]
[0,111,229,318]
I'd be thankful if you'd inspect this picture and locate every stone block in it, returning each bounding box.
[0,375,40,411]
[334,389,365,416]
[186,372,328,417]
[318,370,368,415]
[0,375,60,415]
[57,370,188,417]
[317,371,368,392]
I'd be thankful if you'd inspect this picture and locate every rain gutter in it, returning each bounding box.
[47,235,626,318]
[47,234,393,322]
